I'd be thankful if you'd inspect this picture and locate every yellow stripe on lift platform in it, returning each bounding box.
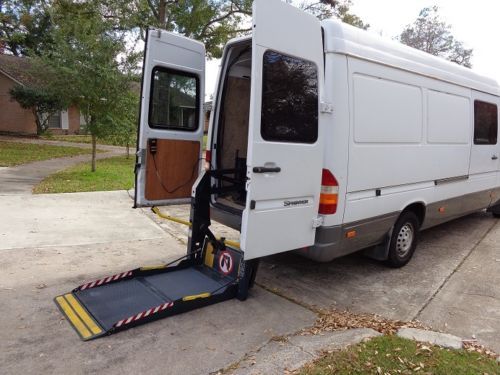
[204,242,215,268]
[55,295,92,340]
[182,292,211,301]
[65,294,102,335]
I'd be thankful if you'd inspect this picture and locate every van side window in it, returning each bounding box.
[474,100,498,145]
[149,67,199,131]
[261,50,318,143]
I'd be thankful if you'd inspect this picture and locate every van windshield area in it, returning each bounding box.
[212,42,252,213]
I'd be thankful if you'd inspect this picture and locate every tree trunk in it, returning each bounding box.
[33,109,43,135]
[126,143,130,159]
[158,0,166,27]
[91,134,97,172]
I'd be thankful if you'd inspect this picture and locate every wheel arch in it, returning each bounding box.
[402,201,427,227]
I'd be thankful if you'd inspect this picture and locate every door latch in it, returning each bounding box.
[312,217,323,228]
[320,102,334,114]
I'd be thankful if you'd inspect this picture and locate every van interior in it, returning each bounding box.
[210,41,252,214]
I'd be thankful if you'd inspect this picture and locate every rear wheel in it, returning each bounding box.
[491,205,500,218]
[386,211,420,268]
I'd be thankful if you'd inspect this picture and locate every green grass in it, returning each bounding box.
[299,335,499,375]
[33,156,135,194]
[0,141,93,167]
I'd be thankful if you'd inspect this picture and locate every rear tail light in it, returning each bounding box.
[319,169,339,215]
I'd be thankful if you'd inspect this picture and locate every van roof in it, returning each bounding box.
[322,19,500,96]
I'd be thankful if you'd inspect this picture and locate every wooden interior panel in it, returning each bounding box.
[145,139,200,201]
[221,77,251,170]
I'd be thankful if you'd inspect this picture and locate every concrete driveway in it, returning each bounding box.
[0,192,315,375]
[0,191,499,374]
[149,204,500,353]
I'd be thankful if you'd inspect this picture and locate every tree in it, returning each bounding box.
[117,0,253,59]
[119,0,368,58]
[297,0,369,29]
[40,0,139,171]
[9,84,67,134]
[103,90,139,159]
[0,0,53,56]
[399,6,472,68]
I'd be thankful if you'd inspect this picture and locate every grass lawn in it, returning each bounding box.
[0,141,93,167]
[33,156,135,194]
[299,335,499,375]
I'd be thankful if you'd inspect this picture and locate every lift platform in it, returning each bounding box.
[55,240,255,340]
[55,173,259,341]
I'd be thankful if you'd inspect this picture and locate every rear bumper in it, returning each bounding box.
[296,225,348,262]
[298,212,399,263]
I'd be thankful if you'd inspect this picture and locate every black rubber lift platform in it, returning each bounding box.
[55,241,258,341]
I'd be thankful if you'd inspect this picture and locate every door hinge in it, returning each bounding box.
[320,102,334,114]
[312,217,324,228]
[135,148,146,171]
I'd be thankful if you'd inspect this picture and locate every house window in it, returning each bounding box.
[149,67,199,131]
[47,112,62,129]
[261,50,318,143]
[474,100,498,145]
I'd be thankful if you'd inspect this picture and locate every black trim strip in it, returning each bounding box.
[434,175,469,185]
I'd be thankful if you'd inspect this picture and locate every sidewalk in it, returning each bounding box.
[0,150,123,194]
[0,135,126,194]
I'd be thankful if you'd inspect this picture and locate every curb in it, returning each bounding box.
[227,328,381,375]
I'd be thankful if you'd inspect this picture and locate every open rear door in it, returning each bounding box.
[241,0,325,259]
[135,29,205,207]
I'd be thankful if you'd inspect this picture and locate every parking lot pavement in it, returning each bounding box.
[257,211,500,353]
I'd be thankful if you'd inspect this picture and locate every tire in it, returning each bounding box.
[491,205,500,218]
[386,211,420,268]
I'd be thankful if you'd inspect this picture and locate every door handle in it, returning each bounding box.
[492,155,498,160]
[253,166,281,173]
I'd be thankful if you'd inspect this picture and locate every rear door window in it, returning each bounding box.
[149,67,199,131]
[474,100,498,145]
[261,51,318,143]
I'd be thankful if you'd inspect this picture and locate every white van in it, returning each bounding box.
[134,0,500,268]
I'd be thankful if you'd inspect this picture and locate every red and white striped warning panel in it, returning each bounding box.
[78,270,133,291]
[115,301,174,328]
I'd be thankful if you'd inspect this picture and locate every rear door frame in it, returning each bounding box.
[134,28,205,208]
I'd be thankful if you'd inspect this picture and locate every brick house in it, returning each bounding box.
[0,54,83,135]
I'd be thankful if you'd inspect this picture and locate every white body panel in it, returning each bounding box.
[241,0,325,259]
[319,20,500,233]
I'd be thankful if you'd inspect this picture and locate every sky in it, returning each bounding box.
[205,0,500,99]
